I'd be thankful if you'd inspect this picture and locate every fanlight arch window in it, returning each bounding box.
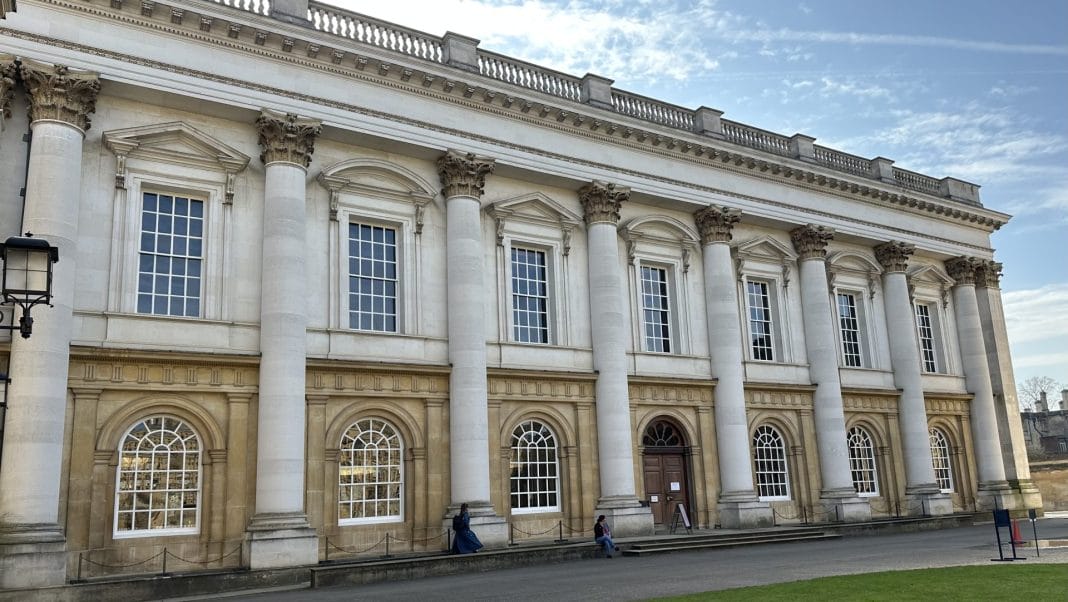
[643,420,684,447]
[929,427,954,492]
[509,420,560,513]
[847,426,879,496]
[753,425,790,500]
[114,415,201,537]
[339,418,403,524]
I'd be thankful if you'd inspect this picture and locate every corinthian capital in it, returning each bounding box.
[944,256,981,286]
[1,55,17,120]
[873,241,915,273]
[437,149,495,198]
[578,180,629,225]
[974,259,1003,289]
[256,108,322,167]
[694,205,741,244]
[18,59,101,132]
[789,224,834,260]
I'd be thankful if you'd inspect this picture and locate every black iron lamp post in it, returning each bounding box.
[0,372,8,467]
[1,233,59,338]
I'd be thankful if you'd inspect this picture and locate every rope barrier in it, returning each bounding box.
[509,522,563,537]
[165,544,243,566]
[388,529,449,544]
[79,550,164,569]
[325,534,388,556]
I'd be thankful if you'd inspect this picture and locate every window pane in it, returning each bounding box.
[837,293,863,368]
[847,426,878,495]
[115,416,200,535]
[510,420,560,512]
[339,418,403,522]
[136,193,205,318]
[348,223,399,333]
[510,247,549,344]
[747,281,775,361]
[640,266,671,353]
[915,304,938,373]
[753,425,790,499]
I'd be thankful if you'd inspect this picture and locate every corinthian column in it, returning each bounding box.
[0,55,17,137]
[436,150,507,546]
[0,60,100,589]
[973,261,1041,510]
[944,256,1011,508]
[247,109,321,569]
[694,206,771,528]
[874,242,951,516]
[790,225,870,522]
[579,180,653,536]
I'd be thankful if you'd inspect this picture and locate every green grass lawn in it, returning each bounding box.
[651,564,1068,601]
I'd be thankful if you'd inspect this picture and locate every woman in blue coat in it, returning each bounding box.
[451,503,484,554]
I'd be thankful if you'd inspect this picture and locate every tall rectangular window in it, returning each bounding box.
[915,303,938,373]
[837,293,863,367]
[511,247,549,344]
[137,192,204,317]
[747,280,775,361]
[640,265,671,353]
[348,223,397,332]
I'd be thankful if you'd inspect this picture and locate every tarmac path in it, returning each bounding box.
[203,515,1068,601]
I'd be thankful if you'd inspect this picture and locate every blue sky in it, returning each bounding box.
[332,0,1068,390]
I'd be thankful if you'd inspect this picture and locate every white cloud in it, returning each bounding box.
[819,76,891,100]
[1003,284,1068,345]
[728,28,1068,56]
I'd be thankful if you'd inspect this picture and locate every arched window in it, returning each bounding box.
[847,426,879,496]
[643,420,684,447]
[929,427,954,492]
[753,425,790,500]
[339,418,403,524]
[509,420,560,513]
[114,415,201,537]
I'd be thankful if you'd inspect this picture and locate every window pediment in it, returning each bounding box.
[103,122,251,174]
[318,158,436,222]
[487,193,581,251]
[733,235,798,265]
[907,264,953,307]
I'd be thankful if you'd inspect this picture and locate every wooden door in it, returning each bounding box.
[643,451,690,525]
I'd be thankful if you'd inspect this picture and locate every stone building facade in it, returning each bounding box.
[0,0,1040,589]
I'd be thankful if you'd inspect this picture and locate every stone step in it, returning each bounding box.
[622,532,841,556]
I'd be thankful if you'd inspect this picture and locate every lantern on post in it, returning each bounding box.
[1,233,60,338]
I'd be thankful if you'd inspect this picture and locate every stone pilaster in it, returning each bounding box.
[694,206,771,528]
[579,180,653,536]
[247,109,321,569]
[0,59,100,589]
[945,256,1011,508]
[790,225,870,522]
[436,150,508,546]
[874,242,951,516]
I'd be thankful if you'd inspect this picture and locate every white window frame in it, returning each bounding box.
[338,417,405,525]
[114,175,226,320]
[509,419,561,514]
[834,289,871,368]
[742,276,784,362]
[506,242,557,345]
[847,426,879,497]
[346,221,400,333]
[914,300,947,374]
[334,208,414,335]
[135,190,207,318]
[753,424,791,501]
[929,427,954,493]
[637,261,676,354]
[113,415,202,538]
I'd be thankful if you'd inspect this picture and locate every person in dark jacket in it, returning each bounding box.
[594,514,619,558]
[451,503,484,554]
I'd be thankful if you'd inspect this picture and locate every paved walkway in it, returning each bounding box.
[189,516,1068,601]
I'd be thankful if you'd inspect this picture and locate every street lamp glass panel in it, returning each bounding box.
[1,236,58,306]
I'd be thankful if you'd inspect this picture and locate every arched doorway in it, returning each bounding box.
[641,418,691,526]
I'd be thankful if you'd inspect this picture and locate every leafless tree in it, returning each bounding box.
[1017,376,1063,411]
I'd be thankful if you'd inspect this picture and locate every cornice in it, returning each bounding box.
[4,0,1009,239]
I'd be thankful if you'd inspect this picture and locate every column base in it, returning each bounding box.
[246,512,318,569]
[0,524,67,589]
[595,495,654,537]
[444,501,508,548]
[820,489,871,523]
[974,480,1019,512]
[1007,479,1044,511]
[717,491,773,529]
[905,483,954,517]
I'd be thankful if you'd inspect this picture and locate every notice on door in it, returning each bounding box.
[670,482,681,491]
[650,495,659,502]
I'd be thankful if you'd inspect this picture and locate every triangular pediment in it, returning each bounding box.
[908,264,954,286]
[733,235,797,262]
[103,122,250,172]
[318,158,437,203]
[486,192,582,227]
